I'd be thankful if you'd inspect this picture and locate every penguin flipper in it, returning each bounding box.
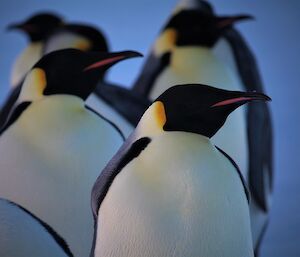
[132,52,170,97]
[0,83,22,129]
[0,198,73,257]
[94,81,151,126]
[91,136,151,219]
[247,102,273,212]
[223,28,273,212]
[0,101,31,135]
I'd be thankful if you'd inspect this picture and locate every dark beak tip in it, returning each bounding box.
[251,93,271,102]
[123,51,143,59]
[239,14,255,21]
[6,24,17,31]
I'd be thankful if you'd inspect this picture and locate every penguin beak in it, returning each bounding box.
[216,15,254,29]
[211,91,271,108]
[6,23,36,33]
[83,51,143,72]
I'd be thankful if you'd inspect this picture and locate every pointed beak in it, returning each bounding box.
[6,22,36,33]
[6,23,22,31]
[216,15,254,29]
[83,51,143,72]
[211,91,271,108]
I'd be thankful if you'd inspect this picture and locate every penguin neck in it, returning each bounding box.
[11,42,43,88]
[17,68,46,104]
[14,95,86,139]
[30,94,85,114]
[171,46,214,71]
[136,101,166,138]
[149,43,243,100]
[44,32,91,55]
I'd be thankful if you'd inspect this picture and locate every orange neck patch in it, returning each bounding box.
[138,101,167,136]
[154,28,177,56]
[152,101,166,128]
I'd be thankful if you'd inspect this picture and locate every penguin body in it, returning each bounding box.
[94,132,252,257]
[0,49,140,256]
[133,2,273,252]
[91,84,270,257]
[0,198,72,257]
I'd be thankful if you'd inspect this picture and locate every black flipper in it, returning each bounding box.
[90,135,151,255]
[132,52,171,97]
[215,146,250,203]
[0,101,31,135]
[94,81,151,126]
[91,135,151,218]
[223,27,273,212]
[3,199,73,256]
[0,83,22,129]
[253,219,269,257]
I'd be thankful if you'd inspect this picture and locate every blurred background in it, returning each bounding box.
[0,0,299,256]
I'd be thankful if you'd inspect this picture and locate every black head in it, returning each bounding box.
[165,9,252,47]
[156,84,270,138]
[32,48,142,101]
[7,12,63,42]
[176,0,214,14]
[60,24,109,52]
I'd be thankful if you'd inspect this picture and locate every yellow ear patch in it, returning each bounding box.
[74,38,91,51]
[152,101,166,128]
[138,101,167,137]
[154,28,177,56]
[19,68,46,102]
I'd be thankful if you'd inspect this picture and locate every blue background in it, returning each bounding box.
[0,1,299,256]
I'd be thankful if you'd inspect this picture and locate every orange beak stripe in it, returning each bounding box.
[211,97,253,107]
[83,55,125,71]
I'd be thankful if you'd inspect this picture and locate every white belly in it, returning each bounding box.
[149,47,248,180]
[87,93,134,137]
[96,132,253,257]
[0,96,123,257]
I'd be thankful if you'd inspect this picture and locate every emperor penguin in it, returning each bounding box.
[0,13,64,127]
[91,84,271,257]
[0,49,141,257]
[3,14,149,136]
[0,198,73,257]
[132,1,273,254]
[7,12,64,89]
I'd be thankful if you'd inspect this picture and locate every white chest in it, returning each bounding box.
[0,96,123,257]
[96,132,253,257]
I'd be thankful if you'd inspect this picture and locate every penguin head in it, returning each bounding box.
[19,48,142,102]
[43,24,109,55]
[154,6,252,57]
[147,84,270,138]
[7,12,63,42]
[174,0,214,14]
[164,10,252,48]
